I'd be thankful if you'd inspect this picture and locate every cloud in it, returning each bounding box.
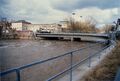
[0,0,9,18]
[0,0,7,5]
[74,7,120,24]
[0,0,69,23]
[52,0,120,12]
[0,0,120,24]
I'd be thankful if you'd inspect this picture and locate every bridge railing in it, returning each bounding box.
[0,41,113,81]
[36,33,109,37]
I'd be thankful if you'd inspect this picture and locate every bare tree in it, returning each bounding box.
[102,24,114,33]
[66,16,98,33]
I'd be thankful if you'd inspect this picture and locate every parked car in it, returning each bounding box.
[37,29,51,33]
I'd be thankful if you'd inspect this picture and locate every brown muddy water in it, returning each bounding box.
[0,40,104,81]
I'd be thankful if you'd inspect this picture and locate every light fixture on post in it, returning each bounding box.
[72,12,75,20]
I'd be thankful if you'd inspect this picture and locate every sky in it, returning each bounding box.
[0,0,120,25]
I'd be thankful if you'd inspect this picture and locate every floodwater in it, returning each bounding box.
[0,40,104,81]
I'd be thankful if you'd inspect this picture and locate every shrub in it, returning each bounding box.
[81,41,120,81]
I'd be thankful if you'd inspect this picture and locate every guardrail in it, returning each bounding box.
[36,33,109,38]
[47,44,112,81]
[0,41,112,81]
[36,33,108,36]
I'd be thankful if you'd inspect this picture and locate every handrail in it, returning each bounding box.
[36,33,109,38]
[0,41,110,81]
[36,33,108,37]
[46,44,111,81]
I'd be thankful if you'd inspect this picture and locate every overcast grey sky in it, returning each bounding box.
[0,0,120,24]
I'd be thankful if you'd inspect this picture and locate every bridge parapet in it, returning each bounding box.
[36,33,109,42]
[36,33,108,37]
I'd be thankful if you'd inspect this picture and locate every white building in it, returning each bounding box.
[11,20,31,31]
[27,23,62,33]
[11,20,62,33]
[60,21,69,29]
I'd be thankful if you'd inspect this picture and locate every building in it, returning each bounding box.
[27,23,62,33]
[11,20,31,31]
[60,21,69,29]
[59,21,70,32]
[11,20,62,33]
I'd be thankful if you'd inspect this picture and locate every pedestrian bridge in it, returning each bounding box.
[36,33,109,42]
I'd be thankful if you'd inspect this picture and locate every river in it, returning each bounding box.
[0,40,103,81]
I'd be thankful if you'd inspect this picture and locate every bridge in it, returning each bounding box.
[36,33,109,42]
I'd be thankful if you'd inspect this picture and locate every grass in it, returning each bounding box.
[80,41,120,81]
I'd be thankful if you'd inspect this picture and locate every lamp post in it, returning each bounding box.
[71,13,75,33]
[72,12,75,22]
[79,16,83,22]
[72,12,75,15]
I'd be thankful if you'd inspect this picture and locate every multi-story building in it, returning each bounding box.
[11,20,31,31]
[11,20,62,33]
[27,23,62,33]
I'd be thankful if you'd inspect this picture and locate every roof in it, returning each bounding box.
[13,20,31,24]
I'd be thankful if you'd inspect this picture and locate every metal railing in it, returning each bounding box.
[36,33,109,38]
[0,41,112,81]
[47,44,112,81]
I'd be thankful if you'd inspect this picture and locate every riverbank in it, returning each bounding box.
[80,41,120,81]
[0,30,35,40]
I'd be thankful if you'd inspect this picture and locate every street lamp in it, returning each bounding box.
[72,12,75,15]
[71,12,76,33]
[72,12,75,20]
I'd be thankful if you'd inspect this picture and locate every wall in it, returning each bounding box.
[11,23,23,30]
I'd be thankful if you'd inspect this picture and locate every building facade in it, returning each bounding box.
[11,20,62,33]
[11,20,31,31]
[27,23,62,33]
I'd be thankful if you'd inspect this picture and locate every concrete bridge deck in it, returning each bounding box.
[36,33,109,42]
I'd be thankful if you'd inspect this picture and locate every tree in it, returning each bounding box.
[102,24,115,33]
[66,16,98,33]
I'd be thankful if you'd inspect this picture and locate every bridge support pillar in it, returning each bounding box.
[71,37,73,41]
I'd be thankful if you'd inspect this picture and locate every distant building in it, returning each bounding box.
[27,23,62,33]
[59,21,69,29]
[59,21,70,32]
[11,20,62,33]
[11,20,31,31]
